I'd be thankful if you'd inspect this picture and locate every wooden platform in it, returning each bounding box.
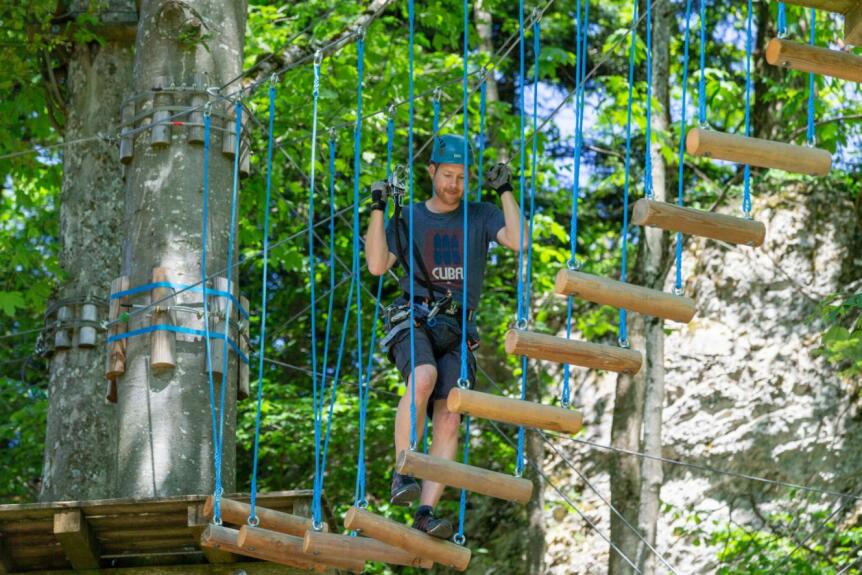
[0,490,332,574]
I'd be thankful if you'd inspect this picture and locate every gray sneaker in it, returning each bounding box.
[390,472,421,506]
[412,506,453,539]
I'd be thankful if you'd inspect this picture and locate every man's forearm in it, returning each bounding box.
[500,190,527,250]
[365,210,391,275]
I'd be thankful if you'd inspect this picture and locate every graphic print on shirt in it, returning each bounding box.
[423,227,464,290]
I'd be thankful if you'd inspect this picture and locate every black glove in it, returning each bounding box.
[370,180,389,212]
[486,163,514,196]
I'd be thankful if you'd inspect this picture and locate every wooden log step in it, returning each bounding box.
[303,530,434,568]
[766,38,862,83]
[396,449,533,504]
[686,127,832,176]
[203,496,326,537]
[505,329,643,374]
[778,0,862,45]
[238,526,364,573]
[447,388,584,435]
[344,507,471,572]
[631,199,766,247]
[554,269,696,323]
[200,525,328,572]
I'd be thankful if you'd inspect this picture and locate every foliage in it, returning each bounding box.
[815,292,862,380]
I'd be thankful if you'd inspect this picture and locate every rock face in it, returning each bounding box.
[543,184,861,574]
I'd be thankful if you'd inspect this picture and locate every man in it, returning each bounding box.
[365,134,524,538]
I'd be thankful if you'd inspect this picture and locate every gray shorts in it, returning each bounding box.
[387,315,477,416]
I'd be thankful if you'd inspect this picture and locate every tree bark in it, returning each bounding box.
[40,1,136,502]
[635,0,673,572]
[474,0,508,163]
[115,0,247,498]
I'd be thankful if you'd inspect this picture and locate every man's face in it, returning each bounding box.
[428,162,467,207]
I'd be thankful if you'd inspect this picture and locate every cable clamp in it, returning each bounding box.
[515,318,528,331]
[618,337,631,349]
[313,49,323,67]
[514,467,524,478]
[566,257,581,271]
[453,533,466,546]
[247,515,260,527]
[387,104,396,119]
[457,377,470,389]
[206,86,221,99]
[743,210,753,221]
[530,6,542,24]
[697,120,710,131]
[561,397,571,409]
[215,486,225,497]
[212,516,223,526]
[203,100,213,118]
[269,73,278,88]
[806,136,817,148]
[357,498,369,509]
[312,519,324,531]
[433,87,443,104]
[355,26,366,40]
[328,127,337,142]
[672,286,685,297]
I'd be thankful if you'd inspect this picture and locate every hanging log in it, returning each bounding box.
[203,496,326,536]
[200,525,327,572]
[105,276,129,399]
[766,38,862,83]
[447,388,584,435]
[396,450,533,504]
[554,269,696,323]
[505,329,642,374]
[238,526,365,573]
[303,530,435,569]
[237,295,250,400]
[150,267,175,370]
[631,199,766,247]
[685,127,832,176]
[344,507,471,572]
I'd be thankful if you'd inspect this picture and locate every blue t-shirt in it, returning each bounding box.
[385,200,506,310]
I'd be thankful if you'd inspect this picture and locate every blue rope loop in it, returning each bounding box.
[742,0,753,219]
[351,33,368,507]
[407,0,418,453]
[309,54,323,527]
[201,111,221,525]
[807,8,816,146]
[698,0,708,127]
[564,0,590,408]
[675,0,695,295]
[618,0,638,347]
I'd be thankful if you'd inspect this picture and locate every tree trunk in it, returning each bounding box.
[115,0,247,498]
[39,1,136,502]
[636,0,673,572]
[474,0,508,163]
[608,313,645,575]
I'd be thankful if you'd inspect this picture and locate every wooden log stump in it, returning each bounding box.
[554,269,696,323]
[396,449,533,504]
[303,530,434,569]
[766,38,862,83]
[203,496,326,537]
[150,267,175,370]
[631,198,766,247]
[200,525,327,572]
[447,388,584,435]
[238,526,364,573]
[685,127,832,176]
[505,329,643,374]
[344,507,471,571]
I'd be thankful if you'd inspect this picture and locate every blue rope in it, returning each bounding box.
[308,55,324,528]
[676,0,695,295]
[699,0,708,126]
[514,0,528,479]
[777,2,787,37]
[249,82,276,525]
[201,111,220,523]
[477,80,487,202]
[106,325,248,363]
[742,0,753,218]
[408,0,418,452]
[455,0,471,545]
[210,99,243,522]
[644,0,654,200]
[618,0,638,348]
[352,31,368,506]
[807,8,816,145]
[563,0,589,408]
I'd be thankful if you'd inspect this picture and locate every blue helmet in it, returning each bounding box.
[431,134,473,166]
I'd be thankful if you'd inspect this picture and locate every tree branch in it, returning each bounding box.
[790,114,862,140]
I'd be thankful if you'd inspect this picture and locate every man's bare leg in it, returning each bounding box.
[394,364,437,462]
[419,399,462,508]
